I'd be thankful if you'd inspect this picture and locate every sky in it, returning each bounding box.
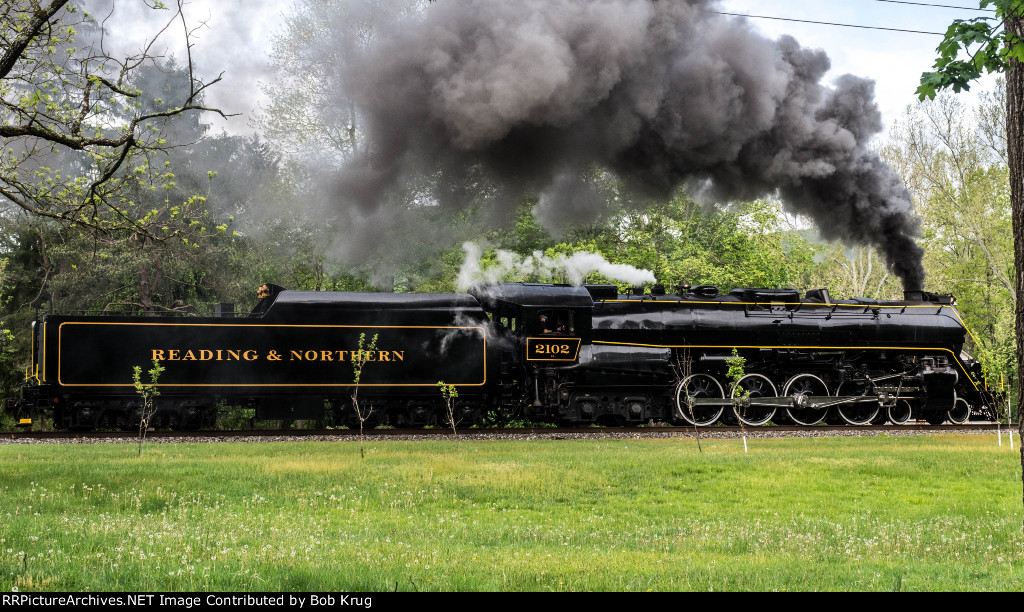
[100,0,1000,140]
[718,0,1000,136]
[88,0,283,135]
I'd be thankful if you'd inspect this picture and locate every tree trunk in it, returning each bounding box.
[138,260,152,313]
[138,250,163,315]
[1005,10,1024,531]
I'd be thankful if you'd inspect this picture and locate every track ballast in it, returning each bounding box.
[1,422,1014,443]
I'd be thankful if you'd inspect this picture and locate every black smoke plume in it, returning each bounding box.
[335,0,925,290]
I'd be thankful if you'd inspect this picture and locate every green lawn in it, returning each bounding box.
[0,434,1021,591]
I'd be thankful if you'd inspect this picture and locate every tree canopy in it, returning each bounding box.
[0,0,230,233]
[918,0,1024,100]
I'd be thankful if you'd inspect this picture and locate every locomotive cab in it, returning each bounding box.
[469,283,595,421]
[469,283,593,359]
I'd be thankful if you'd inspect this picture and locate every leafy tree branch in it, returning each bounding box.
[0,0,235,235]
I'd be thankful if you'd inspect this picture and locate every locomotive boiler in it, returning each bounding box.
[6,282,997,430]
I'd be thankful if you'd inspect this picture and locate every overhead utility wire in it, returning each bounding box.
[711,11,946,35]
[870,0,995,11]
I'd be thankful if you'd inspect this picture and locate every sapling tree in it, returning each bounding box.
[726,348,750,453]
[674,348,702,454]
[437,380,460,450]
[350,332,378,459]
[132,359,164,457]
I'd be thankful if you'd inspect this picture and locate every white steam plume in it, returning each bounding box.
[456,242,655,291]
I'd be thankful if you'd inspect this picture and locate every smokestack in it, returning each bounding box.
[332,0,925,289]
[904,290,953,305]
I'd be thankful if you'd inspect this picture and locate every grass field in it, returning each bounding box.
[0,433,1021,591]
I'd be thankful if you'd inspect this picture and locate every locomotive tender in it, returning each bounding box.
[8,282,997,430]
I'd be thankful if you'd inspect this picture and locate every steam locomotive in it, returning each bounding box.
[6,282,998,430]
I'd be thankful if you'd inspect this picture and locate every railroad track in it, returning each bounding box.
[1,422,1015,442]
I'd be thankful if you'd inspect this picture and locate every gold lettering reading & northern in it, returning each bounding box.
[151,348,405,362]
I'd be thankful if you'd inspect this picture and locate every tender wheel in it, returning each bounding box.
[947,397,972,425]
[836,380,880,425]
[783,373,829,426]
[675,374,725,426]
[887,400,914,425]
[731,374,777,426]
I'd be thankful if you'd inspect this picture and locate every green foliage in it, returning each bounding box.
[725,348,746,393]
[438,380,460,446]
[352,333,380,387]
[918,1,1024,100]
[0,322,20,391]
[454,195,831,293]
[725,349,751,438]
[131,359,164,405]
[214,404,256,430]
[0,259,23,398]
[131,359,164,457]
[437,381,458,404]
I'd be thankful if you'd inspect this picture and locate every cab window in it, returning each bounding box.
[537,309,573,336]
[498,316,518,331]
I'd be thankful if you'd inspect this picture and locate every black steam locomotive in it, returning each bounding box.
[7,282,998,430]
